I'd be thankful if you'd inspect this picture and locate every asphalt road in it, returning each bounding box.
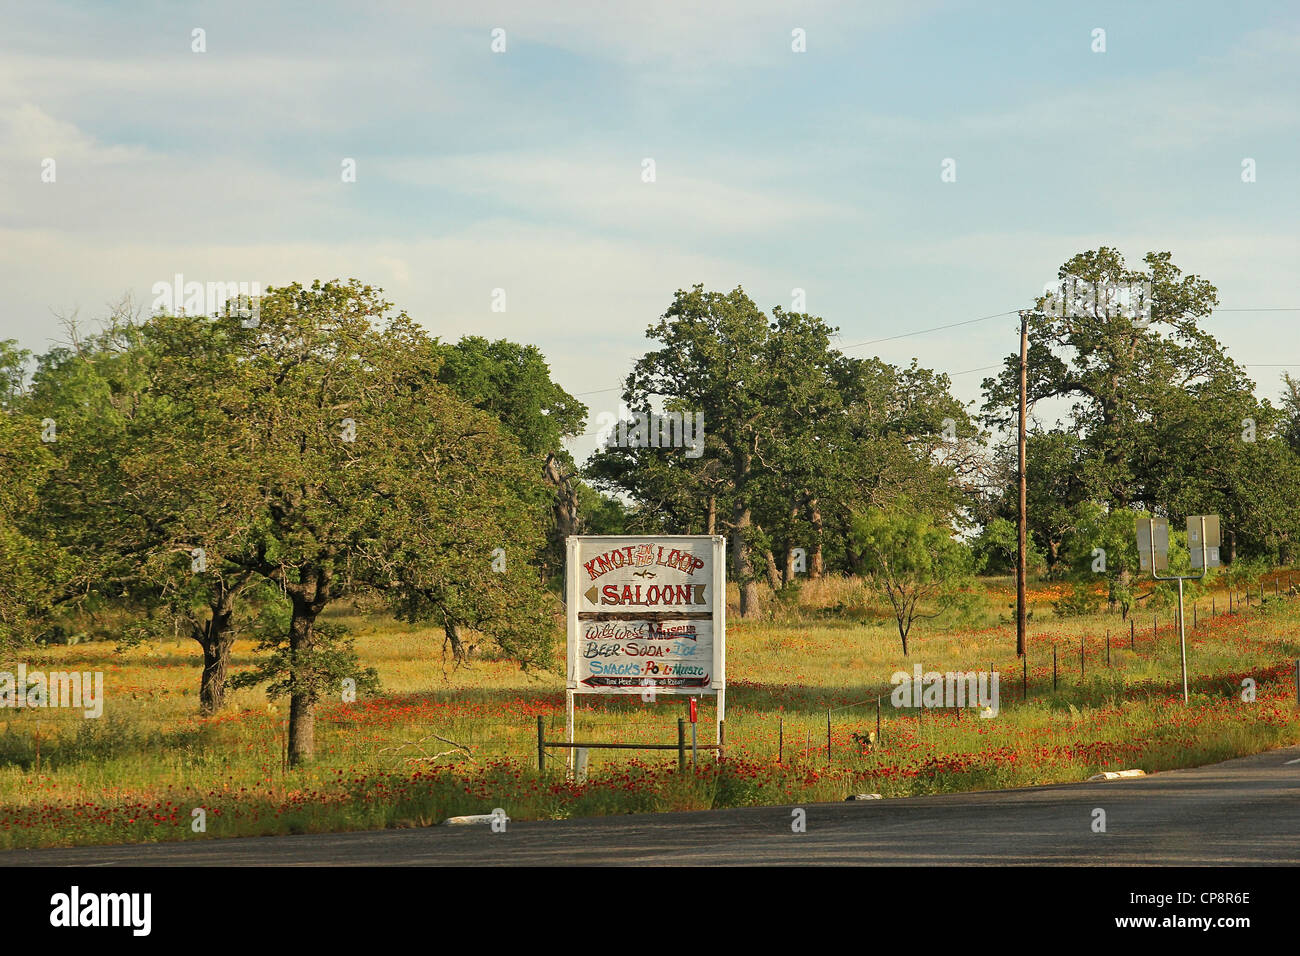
[5,745,1299,866]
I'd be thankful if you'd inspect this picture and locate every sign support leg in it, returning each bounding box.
[716,686,725,747]
[565,688,575,774]
[1178,578,1189,704]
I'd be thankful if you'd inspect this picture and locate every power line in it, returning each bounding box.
[837,310,1021,352]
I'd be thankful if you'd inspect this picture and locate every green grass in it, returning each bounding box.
[1,574,1298,849]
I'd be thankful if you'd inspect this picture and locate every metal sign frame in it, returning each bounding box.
[1137,515,1220,703]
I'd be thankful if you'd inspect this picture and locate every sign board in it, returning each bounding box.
[1136,517,1169,572]
[1187,515,1221,569]
[566,535,726,696]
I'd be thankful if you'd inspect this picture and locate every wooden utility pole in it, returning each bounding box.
[1016,311,1029,657]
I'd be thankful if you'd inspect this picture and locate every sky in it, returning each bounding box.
[2,1,1298,461]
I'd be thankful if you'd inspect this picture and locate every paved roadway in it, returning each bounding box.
[4,745,1298,866]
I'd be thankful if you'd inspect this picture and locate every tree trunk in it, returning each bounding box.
[706,496,716,536]
[287,600,317,766]
[764,548,781,591]
[808,496,824,579]
[444,620,474,662]
[732,502,761,618]
[781,497,801,585]
[198,629,236,716]
[543,453,579,581]
[194,581,240,716]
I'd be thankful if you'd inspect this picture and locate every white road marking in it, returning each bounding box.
[1284,758,1300,765]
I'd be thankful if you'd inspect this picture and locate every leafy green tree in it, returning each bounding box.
[983,248,1223,509]
[1281,374,1300,455]
[24,311,267,712]
[979,430,1089,575]
[851,505,972,655]
[1145,376,1291,563]
[971,516,1044,575]
[828,357,977,554]
[574,481,630,535]
[1059,501,1145,618]
[0,383,67,647]
[149,281,557,764]
[436,336,586,459]
[595,286,830,617]
[437,336,588,578]
[589,286,973,613]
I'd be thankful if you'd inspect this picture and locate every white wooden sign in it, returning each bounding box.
[566,535,726,697]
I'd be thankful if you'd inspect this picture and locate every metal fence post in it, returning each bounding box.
[677,718,686,770]
[537,714,545,772]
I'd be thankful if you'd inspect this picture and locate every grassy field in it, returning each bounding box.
[2,572,1299,849]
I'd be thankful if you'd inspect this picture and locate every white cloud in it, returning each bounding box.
[412,0,949,69]
[383,150,848,234]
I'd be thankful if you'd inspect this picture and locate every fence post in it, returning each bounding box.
[778,714,784,763]
[1106,630,1110,667]
[876,696,882,745]
[827,708,832,763]
[1053,644,1058,691]
[677,718,686,770]
[1130,618,1135,650]
[537,714,545,772]
[1080,638,1085,681]
[1022,655,1028,700]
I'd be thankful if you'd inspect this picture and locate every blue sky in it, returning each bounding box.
[2,1,1298,459]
